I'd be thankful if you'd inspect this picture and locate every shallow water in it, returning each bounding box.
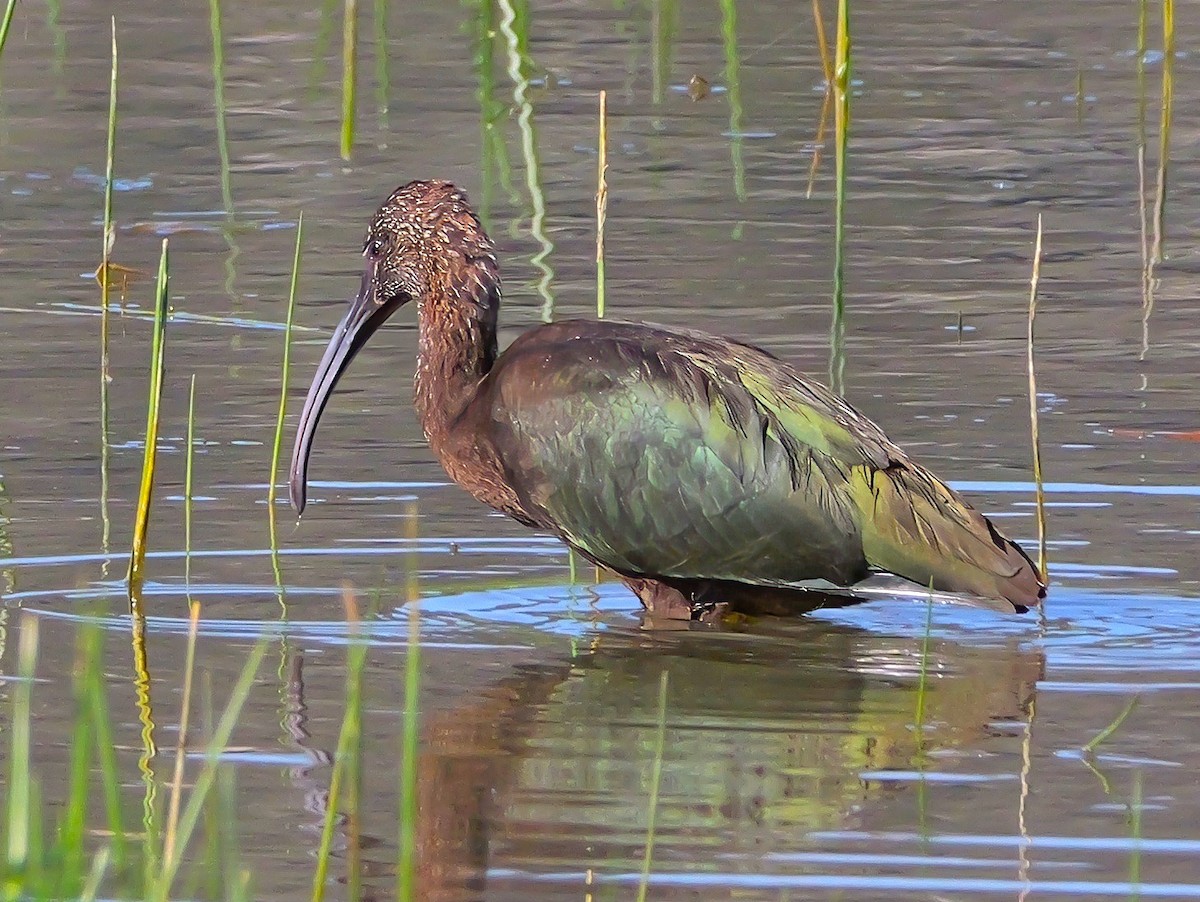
[1,0,1198,898]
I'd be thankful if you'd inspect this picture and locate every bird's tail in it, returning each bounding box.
[848,464,1046,611]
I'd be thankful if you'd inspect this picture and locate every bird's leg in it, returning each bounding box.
[620,576,695,620]
[619,576,731,623]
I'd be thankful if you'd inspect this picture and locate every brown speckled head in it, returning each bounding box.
[363,180,499,314]
[289,180,501,514]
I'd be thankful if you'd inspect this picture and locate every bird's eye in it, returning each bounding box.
[366,239,385,257]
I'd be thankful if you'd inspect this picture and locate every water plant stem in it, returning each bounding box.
[269,213,305,529]
[1083,695,1140,755]
[829,0,851,396]
[1026,215,1047,579]
[99,18,117,579]
[127,238,171,602]
[805,0,834,197]
[596,90,609,319]
[1151,0,1173,266]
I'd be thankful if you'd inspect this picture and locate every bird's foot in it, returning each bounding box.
[620,576,731,623]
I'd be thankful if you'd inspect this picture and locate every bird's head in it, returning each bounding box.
[287,180,497,515]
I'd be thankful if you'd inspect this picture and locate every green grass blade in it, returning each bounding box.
[340,0,358,159]
[84,624,128,871]
[127,239,171,601]
[60,627,98,894]
[0,0,18,62]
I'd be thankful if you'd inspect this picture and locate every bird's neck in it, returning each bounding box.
[413,263,500,446]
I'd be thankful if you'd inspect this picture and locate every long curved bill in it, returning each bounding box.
[288,260,405,515]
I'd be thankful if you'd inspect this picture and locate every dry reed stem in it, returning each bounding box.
[1026,215,1046,580]
[596,90,609,319]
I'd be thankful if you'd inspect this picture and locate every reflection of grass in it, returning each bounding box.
[1128,771,1143,900]
[718,0,746,203]
[209,0,233,215]
[0,474,13,595]
[397,566,421,900]
[497,0,557,322]
[45,0,66,78]
[313,591,368,902]
[471,0,519,227]
[636,669,669,902]
[372,0,388,130]
[650,0,678,107]
[185,374,197,586]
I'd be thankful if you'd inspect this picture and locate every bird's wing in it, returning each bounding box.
[478,320,1043,608]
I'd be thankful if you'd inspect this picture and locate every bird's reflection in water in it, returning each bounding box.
[291,611,1041,900]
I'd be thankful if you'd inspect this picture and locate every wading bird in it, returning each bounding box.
[289,181,1045,620]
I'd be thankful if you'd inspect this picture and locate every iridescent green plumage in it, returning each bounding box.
[477,320,1043,612]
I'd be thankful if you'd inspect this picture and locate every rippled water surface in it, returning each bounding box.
[1,0,1198,898]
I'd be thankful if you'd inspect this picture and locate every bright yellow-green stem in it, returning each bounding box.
[829,0,851,396]
[127,239,170,599]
